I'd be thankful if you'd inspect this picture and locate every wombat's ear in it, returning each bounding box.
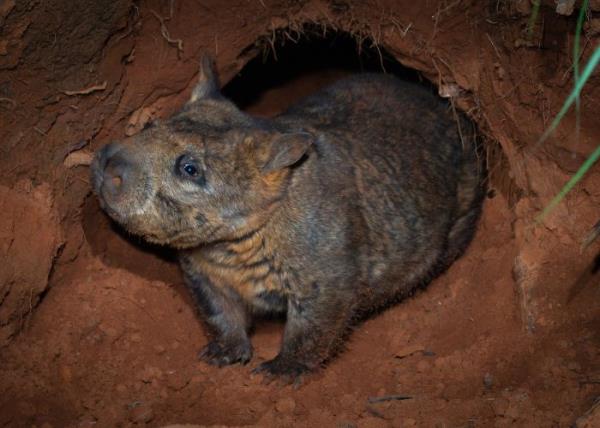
[188,55,220,104]
[258,133,313,174]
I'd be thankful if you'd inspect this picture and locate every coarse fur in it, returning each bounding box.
[91,56,484,379]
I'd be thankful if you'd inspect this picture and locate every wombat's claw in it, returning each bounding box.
[198,340,253,367]
[251,356,309,386]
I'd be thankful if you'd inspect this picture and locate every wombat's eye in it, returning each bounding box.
[176,154,205,184]
[183,163,197,176]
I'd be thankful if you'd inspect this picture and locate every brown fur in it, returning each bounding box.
[91,56,484,379]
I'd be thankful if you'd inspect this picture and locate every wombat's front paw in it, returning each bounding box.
[199,339,253,367]
[252,354,311,384]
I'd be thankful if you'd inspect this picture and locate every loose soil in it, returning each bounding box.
[1,1,599,427]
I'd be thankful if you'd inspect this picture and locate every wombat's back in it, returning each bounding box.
[279,74,483,301]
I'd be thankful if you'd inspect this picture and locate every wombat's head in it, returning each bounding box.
[91,57,313,249]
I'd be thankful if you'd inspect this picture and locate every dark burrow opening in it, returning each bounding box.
[223,29,428,116]
[82,29,460,283]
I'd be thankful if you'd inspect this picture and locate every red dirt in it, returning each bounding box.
[0,181,63,344]
[1,1,600,427]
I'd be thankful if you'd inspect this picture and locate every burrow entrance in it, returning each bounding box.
[222,29,426,115]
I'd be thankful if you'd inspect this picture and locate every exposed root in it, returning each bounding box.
[368,394,413,403]
[63,81,108,96]
[432,0,462,21]
[149,0,183,57]
[581,220,600,252]
[486,33,502,59]
[252,20,388,73]
[389,18,412,37]
[63,150,93,168]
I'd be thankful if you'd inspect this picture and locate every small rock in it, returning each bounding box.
[0,40,8,55]
[275,397,296,414]
[77,418,97,428]
[395,344,424,359]
[131,333,142,343]
[555,0,575,16]
[167,373,189,391]
[438,83,461,99]
[494,63,506,80]
[483,372,493,389]
[153,344,166,355]
[492,397,509,416]
[129,402,154,424]
[514,0,531,15]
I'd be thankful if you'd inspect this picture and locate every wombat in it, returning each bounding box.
[91,57,484,379]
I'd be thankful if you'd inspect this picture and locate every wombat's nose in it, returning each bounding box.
[103,152,132,197]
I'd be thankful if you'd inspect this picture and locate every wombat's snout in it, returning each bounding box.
[92,142,139,212]
[103,151,131,197]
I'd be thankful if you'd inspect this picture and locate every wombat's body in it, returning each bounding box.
[91,58,483,378]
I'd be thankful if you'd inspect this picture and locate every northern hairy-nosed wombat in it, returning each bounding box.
[91,57,484,379]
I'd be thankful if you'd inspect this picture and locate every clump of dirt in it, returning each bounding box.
[0,181,63,346]
[1,0,599,427]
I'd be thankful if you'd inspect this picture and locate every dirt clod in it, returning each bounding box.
[0,182,63,346]
[129,402,154,424]
[483,372,493,389]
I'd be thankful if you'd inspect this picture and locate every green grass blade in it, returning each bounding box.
[537,45,600,146]
[536,144,600,222]
[527,1,541,40]
[573,0,588,149]
[574,0,588,80]
[535,1,598,222]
